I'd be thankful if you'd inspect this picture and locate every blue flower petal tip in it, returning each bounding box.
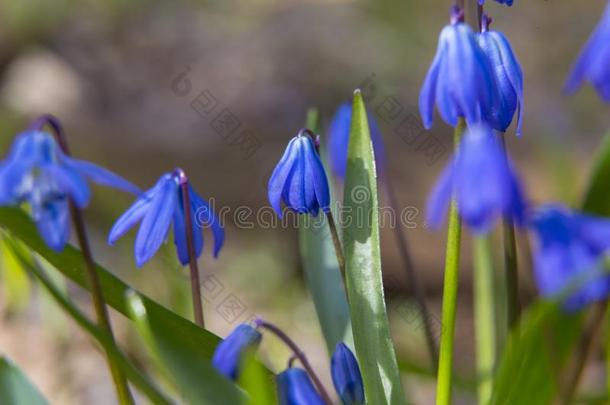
[212,323,262,380]
[108,171,224,267]
[0,123,138,252]
[331,343,365,405]
[277,368,325,405]
[268,130,330,216]
[426,123,526,234]
[565,2,610,101]
[529,204,610,311]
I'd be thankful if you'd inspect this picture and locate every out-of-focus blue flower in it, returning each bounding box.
[212,324,262,380]
[565,2,610,101]
[478,14,524,135]
[0,130,138,251]
[529,205,610,310]
[330,343,364,405]
[479,0,514,5]
[108,171,223,267]
[268,130,330,217]
[328,102,385,178]
[426,123,526,234]
[419,7,500,129]
[277,368,324,405]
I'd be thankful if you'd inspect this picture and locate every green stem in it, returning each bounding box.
[435,120,465,405]
[474,235,496,405]
[8,240,173,405]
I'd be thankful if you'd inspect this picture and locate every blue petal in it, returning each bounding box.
[419,37,445,129]
[331,343,364,405]
[268,138,300,217]
[277,368,325,405]
[303,136,330,215]
[426,161,455,229]
[42,164,91,208]
[134,175,177,267]
[328,103,352,177]
[190,188,224,258]
[34,199,71,251]
[64,157,140,195]
[212,324,262,380]
[283,139,307,213]
[108,188,157,245]
[173,186,204,266]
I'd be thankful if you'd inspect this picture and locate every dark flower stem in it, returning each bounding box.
[174,169,205,328]
[31,114,134,404]
[256,320,332,405]
[561,302,607,404]
[381,170,438,368]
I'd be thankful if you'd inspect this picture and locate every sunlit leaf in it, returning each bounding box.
[238,350,276,405]
[342,90,406,404]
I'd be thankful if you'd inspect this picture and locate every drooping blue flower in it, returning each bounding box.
[479,0,514,5]
[277,368,325,405]
[426,123,526,234]
[419,7,500,129]
[0,130,138,251]
[328,102,385,178]
[268,130,330,217]
[529,205,610,311]
[565,2,610,101]
[108,170,224,267]
[212,324,262,380]
[478,14,524,135]
[330,343,364,405]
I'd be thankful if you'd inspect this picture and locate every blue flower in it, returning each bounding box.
[419,7,500,129]
[330,343,364,405]
[268,130,330,217]
[328,102,385,178]
[478,14,524,135]
[565,2,610,101]
[529,205,610,310]
[277,368,325,405]
[212,324,262,380]
[0,130,138,251]
[108,170,224,267]
[426,123,526,234]
[479,0,514,5]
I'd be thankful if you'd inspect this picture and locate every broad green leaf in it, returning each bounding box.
[0,235,31,312]
[299,108,351,353]
[0,207,243,402]
[491,301,582,405]
[127,293,243,404]
[0,357,47,405]
[238,350,276,405]
[342,90,406,404]
[582,130,610,215]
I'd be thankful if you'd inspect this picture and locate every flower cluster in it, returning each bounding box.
[213,321,364,405]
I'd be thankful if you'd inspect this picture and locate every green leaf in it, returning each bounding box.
[0,357,47,405]
[491,301,583,405]
[299,107,352,353]
[0,207,243,403]
[127,293,244,404]
[238,350,276,405]
[582,130,610,215]
[0,235,31,312]
[342,90,406,404]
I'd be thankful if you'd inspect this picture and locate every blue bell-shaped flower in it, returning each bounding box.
[268,129,330,217]
[0,130,138,251]
[477,14,524,135]
[565,1,610,101]
[277,367,325,405]
[479,0,514,5]
[529,204,610,311]
[419,6,500,129]
[426,123,526,234]
[330,343,364,405]
[108,170,223,267]
[212,324,262,380]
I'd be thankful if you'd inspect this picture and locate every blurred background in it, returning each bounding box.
[0,0,608,403]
